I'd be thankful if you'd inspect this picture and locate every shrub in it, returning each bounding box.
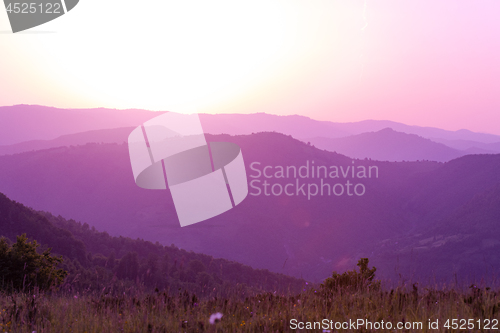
[321,258,380,292]
[0,234,67,291]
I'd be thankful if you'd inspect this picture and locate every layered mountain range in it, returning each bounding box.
[1,105,499,162]
[0,110,498,282]
[0,105,499,283]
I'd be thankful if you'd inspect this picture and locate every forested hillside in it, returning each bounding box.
[0,192,306,296]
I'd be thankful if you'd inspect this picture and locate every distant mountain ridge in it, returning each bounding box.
[429,137,500,153]
[0,125,493,163]
[1,104,499,146]
[307,128,468,162]
[325,119,500,143]
[0,127,134,156]
[0,105,163,145]
[199,113,500,143]
[1,105,500,162]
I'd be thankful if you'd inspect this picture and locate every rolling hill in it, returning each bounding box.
[0,191,305,294]
[0,131,498,282]
[372,183,500,282]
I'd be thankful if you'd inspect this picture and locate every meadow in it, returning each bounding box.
[0,281,498,333]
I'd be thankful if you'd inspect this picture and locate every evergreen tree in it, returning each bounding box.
[0,234,67,291]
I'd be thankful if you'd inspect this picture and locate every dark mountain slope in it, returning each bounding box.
[372,183,500,282]
[0,192,87,263]
[1,132,499,282]
[0,133,441,281]
[401,154,500,228]
[0,191,305,294]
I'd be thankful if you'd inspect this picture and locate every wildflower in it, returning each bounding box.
[209,312,223,324]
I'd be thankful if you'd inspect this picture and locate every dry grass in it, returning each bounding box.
[0,284,498,332]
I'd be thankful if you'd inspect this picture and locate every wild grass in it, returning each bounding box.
[0,283,498,332]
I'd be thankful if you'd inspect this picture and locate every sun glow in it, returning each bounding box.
[8,0,345,113]
[3,1,499,133]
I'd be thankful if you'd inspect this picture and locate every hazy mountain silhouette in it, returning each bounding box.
[2,106,499,165]
[0,132,498,282]
[1,125,494,164]
[327,120,500,143]
[199,114,500,143]
[198,113,352,139]
[0,105,162,145]
[307,128,467,162]
[2,105,499,147]
[0,127,134,156]
[429,137,500,153]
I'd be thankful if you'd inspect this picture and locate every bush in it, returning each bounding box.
[321,258,380,292]
[0,234,67,291]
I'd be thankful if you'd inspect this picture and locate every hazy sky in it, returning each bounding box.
[1,0,499,134]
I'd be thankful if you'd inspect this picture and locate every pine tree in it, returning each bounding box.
[0,234,67,291]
